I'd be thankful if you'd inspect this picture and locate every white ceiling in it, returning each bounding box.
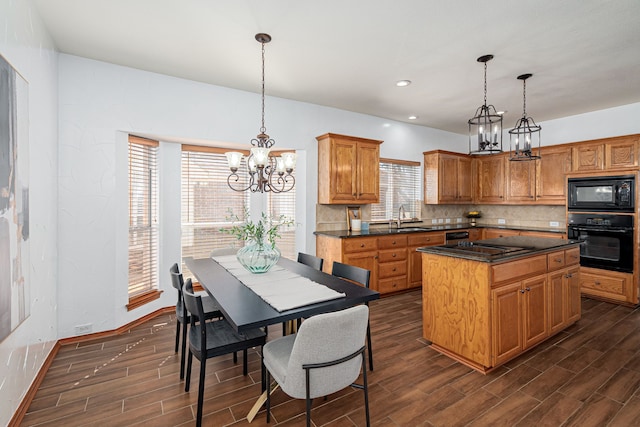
[33,0,640,135]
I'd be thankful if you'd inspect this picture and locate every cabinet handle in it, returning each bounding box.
[360,243,365,248]
[520,289,526,294]
[392,253,397,257]
[525,287,531,292]
[392,268,397,272]
[392,241,396,245]
[554,258,562,263]
[426,238,431,241]
[500,195,503,198]
[595,281,601,285]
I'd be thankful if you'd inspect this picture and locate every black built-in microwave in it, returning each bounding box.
[567,175,635,212]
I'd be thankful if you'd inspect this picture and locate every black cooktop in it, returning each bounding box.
[436,242,535,259]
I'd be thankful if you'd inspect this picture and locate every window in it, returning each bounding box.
[267,164,296,260]
[371,158,421,222]
[128,135,160,309]
[180,145,250,277]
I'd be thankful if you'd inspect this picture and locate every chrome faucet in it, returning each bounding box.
[397,205,406,229]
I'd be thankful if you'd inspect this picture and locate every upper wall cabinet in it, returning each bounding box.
[506,144,572,204]
[571,135,639,172]
[316,133,382,204]
[476,153,507,203]
[424,151,473,204]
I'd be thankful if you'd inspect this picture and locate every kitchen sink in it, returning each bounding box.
[393,227,432,233]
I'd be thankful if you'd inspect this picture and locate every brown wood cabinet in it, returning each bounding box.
[422,245,581,373]
[408,232,445,288]
[316,230,445,295]
[424,151,473,204]
[316,133,382,204]
[571,134,639,172]
[476,154,506,203]
[580,266,636,305]
[505,145,571,204]
[483,228,566,240]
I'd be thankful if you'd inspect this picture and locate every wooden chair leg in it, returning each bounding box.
[180,320,188,379]
[366,321,374,371]
[185,350,193,392]
[174,320,180,353]
[196,358,205,427]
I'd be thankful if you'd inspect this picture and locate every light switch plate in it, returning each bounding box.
[549,221,560,227]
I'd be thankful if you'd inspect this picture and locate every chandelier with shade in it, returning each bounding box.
[468,54,503,155]
[509,73,541,161]
[225,33,296,193]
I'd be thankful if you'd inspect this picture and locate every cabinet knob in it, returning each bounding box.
[360,243,365,247]
[520,289,526,294]
[554,258,562,263]
[392,253,397,257]
[392,241,396,245]
[392,268,397,272]
[525,287,531,292]
[426,238,431,241]
[595,281,601,285]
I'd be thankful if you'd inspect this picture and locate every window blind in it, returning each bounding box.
[371,158,421,222]
[180,146,250,277]
[128,136,159,299]
[267,180,296,260]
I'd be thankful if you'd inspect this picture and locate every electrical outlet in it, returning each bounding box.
[549,221,560,227]
[498,218,506,224]
[75,323,93,335]
[456,218,462,223]
[432,219,437,224]
[438,218,444,224]
[445,218,451,223]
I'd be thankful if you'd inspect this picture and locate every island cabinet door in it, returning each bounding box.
[548,270,567,335]
[566,265,581,324]
[492,282,523,367]
[522,275,548,349]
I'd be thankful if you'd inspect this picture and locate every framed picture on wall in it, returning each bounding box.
[346,206,361,230]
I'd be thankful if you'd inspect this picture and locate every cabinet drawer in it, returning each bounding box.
[378,248,407,263]
[378,235,407,250]
[378,261,407,279]
[581,271,626,296]
[408,232,445,246]
[565,247,580,266]
[492,255,547,285]
[547,251,565,271]
[378,276,407,293]
[343,237,377,253]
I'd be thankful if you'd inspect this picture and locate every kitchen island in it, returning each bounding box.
[419,236,581,373]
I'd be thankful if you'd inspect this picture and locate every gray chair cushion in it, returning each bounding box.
[263,305,369,399]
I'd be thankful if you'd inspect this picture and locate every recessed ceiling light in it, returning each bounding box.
[408,115,418,120]
[396,80,412,87]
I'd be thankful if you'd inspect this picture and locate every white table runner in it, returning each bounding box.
[212,254,346,312]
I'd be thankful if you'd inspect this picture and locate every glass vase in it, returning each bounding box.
[236,241,281,274]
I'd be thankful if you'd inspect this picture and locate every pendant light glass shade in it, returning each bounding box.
[509,73,541,161]
[468,55,503,155]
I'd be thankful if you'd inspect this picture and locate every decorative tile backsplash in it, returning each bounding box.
[315,203,566,231]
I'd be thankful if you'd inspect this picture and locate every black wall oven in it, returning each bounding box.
[567,175,635,212]
[567,213,634,273]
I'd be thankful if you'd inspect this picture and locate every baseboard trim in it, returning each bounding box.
[9,306,175,426]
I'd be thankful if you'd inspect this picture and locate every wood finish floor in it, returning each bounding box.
[20,290,640,426]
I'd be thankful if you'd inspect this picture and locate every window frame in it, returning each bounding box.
[370,158,422,223]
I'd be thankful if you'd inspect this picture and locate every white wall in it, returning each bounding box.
[57,53,465,340]
[0,0,59,424]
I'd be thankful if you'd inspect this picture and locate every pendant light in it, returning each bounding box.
[468,54,503,155]
[225,33,296,193]
[509,73,541,161]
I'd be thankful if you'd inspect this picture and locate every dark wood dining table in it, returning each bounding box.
[184,255,380,422]
[184,256,380,333]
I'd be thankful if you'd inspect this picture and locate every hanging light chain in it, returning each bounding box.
[483,61,488,106]
[522,77,527,117]
[260,40,266,134]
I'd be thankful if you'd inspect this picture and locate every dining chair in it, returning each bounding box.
[297,252,324,271]
[281,252,326,335]
[264,305,370,427]
[331,261,374,371]
[183,279,267,427]
[170,263,223,380]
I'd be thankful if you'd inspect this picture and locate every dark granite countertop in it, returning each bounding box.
[314,224,566,239]
[417,236,580,263]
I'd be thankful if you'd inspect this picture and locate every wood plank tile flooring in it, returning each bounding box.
[20,291,640,426]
